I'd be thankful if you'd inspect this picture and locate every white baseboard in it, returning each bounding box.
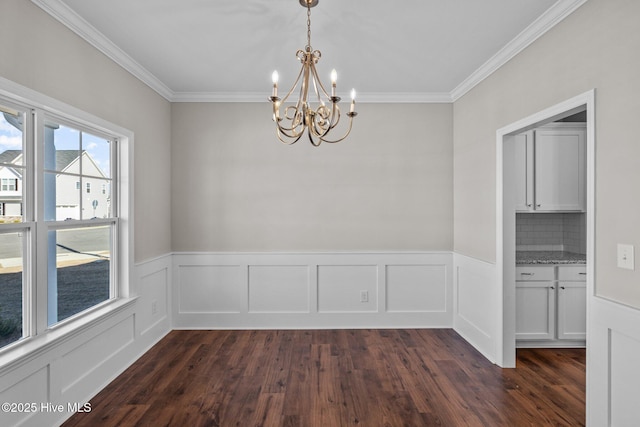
[172,252,453,330]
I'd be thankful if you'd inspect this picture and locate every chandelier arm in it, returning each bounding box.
[272,102,300,135]
[310,73,323,106]
[276,112,305,137]
[307,129,322,147]
[331,102,341,129]
[317,115,354,144]
[316,108,333,137]
[276,126,303,145]
[309,60,332,100]
[308,115,326,139]
[280,57,306,104]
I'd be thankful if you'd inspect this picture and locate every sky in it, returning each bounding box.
[0,111,111,177]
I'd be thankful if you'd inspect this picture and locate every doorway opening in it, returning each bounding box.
[496,90,595,367]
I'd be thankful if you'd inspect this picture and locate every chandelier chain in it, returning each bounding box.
[306,3,312,50]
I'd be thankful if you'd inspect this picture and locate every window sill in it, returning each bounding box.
[0,296,138,375]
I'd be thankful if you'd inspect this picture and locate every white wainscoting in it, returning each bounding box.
[172,252,453,329]
[0,255,172,427]
[452,253,498,363]
[588,296,640,427]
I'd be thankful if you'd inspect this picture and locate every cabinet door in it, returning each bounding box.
[557,281,586,340]
[514,131,534,212]
[534,128,586,211]
[516,281,556,340]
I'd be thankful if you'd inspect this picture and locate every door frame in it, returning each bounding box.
[495,89,595,367]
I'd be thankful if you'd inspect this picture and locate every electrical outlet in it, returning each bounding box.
[360,291,369,303]
[617,244,635,270]
[151,300,158,315]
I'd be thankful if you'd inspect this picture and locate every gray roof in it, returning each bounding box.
[0,149,82,172]
[55,150,82,171]
[0,150,22,165]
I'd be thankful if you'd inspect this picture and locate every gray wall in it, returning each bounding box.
[171,102,453,252]
[453,0,640,307]
[0,0,172,262]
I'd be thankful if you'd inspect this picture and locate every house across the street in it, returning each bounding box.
[0,149,110,220]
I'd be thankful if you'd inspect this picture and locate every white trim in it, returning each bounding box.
[452,253,497,363]
[451,0,589,101]
[29,0,173,101]
[496,90,595,368]
[171,91,454,104]
[0,298,137,375]
[172,251,453,330]
[0,75,135,363]
[495,90,595,374]
[589,297,640,425]
[31,0,588,104]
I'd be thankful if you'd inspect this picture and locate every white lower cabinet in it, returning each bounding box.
[557,265,587,341]
[516,264,586,346]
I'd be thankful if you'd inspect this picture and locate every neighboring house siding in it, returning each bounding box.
[0,150,110,220]
[0,150,23,219]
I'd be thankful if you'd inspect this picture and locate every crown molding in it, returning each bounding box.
[31,0,174,101]
[171,91,453,103]
[349,92,453,104]
[32,0,588,104]
[450,0,589,102]
[171,92,268,103]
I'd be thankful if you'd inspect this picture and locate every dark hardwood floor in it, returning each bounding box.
[63,329,585,426]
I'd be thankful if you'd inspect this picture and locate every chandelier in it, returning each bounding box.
[269,0,357,146]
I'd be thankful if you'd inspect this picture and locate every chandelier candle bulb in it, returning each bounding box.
[331,69,337,97]
[271,71,279,98]
[350,89,356,113]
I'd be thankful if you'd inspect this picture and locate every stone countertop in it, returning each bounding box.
[516,251,586,265]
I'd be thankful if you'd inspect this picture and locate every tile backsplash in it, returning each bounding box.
[516,213,586,253]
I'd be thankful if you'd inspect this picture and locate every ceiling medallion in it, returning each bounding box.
[269,0,357,146]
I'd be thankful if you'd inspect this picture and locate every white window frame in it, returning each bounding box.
[0,76,133,363]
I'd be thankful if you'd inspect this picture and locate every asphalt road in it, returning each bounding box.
[0,226,110,260]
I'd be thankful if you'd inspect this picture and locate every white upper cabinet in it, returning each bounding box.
[515,123,586,212]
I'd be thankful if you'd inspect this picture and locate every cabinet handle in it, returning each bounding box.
[579,272,587,275]
[550,286,555,290]
[527,204,532,207]
[560,286,565,290]
[536,204,542,207]
[520,272,534,276]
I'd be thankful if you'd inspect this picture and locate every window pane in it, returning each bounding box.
[83,178,111,220]
[82,133,111,179]
[45,172,80,221]
[0,232,24,349]
[0,108,25,223]
[49,124,80,172]
[49,225,112,325]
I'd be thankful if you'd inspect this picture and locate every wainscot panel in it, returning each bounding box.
[589,297,640,426]
[0,254,172,427]
[248,265,310,313]
[386,264,448,312]
[178,265,243,313]
[0,366,49,426]
[172,252,453,329]
[453,253,497,363]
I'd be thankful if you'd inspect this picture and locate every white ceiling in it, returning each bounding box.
[32,0,586,102]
